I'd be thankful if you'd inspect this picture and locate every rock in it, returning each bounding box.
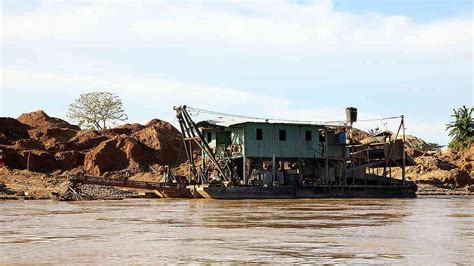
[0,118,30,141]
[55,151,85,170]
[84,136,148,176]
[17,110,80,131]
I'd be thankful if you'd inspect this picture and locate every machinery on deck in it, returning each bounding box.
[173,105,417,198]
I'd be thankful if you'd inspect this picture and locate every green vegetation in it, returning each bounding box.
[67,92,128,130]
[446,105,474,151]
[427,142,443,151]
[411,142,423,151]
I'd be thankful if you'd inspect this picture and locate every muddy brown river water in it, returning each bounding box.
[1,197,473,264]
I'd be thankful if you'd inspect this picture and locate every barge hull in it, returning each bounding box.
[196,185,417,199]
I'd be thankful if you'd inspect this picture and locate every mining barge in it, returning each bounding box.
[71,105,417,198]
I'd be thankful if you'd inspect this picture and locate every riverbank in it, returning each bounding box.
[1,110,472,200]
[1,169,472,201]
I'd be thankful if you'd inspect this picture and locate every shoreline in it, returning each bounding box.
[1,182,472,201]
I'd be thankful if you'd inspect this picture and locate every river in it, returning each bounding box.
[1,197,473,264]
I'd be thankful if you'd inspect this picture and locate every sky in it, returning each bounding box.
[1,0,472,145]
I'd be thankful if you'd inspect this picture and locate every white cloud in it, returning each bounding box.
[2,1,471,57]
[2,67,450,144]
[1,0,470,145]
[2,67,291,119]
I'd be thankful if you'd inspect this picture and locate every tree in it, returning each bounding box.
[446,105,474,150]
[67,92,128,130]
[427,142,443,151]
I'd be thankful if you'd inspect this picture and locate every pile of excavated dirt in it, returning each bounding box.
[132,119,187,166]
[64,130,108,151]
[358,132,435,153]
[0,167,140,200]
[84,135,148,176]
[17,110,80,131]
[0,118,30,143]
[0,167,68,199]
[102,123,145,137]
[400,145,473,188]
[351,128,371,142]
[403,135,435,151]
[0,110,187,180]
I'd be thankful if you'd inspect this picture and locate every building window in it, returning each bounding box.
[305,130,312,141]
[319,129,326,142]
[207,132,212,143]
[256,128,263,140]
[279,129,286,141]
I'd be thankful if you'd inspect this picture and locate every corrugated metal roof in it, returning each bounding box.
[199,116,347,128]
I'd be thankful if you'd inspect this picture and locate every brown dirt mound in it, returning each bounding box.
[55,151,85,170]
[1,111,189,178]
[132,119,187,166]
[0,132,7,145]
[406,147,424,158]
[84,136,148,176]
[102,123,145,136]
[64,130,108,151]
[0,118,30,142]
[405,145,473,187]
[351,128,371,142]
[17,110,80,131]
[28,127,78,150]
[2,147,58,172]
[457,145,473,176]
[14,139,45,150]
[0,167,68,199]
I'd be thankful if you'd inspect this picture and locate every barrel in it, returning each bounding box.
[337,132,346,144]
[346,107,358,123]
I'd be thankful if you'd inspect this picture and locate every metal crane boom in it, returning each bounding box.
[174,105,230,182]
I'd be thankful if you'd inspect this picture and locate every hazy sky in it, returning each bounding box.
[1,0,472,145]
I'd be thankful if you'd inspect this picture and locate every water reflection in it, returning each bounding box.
[0,197,473,264]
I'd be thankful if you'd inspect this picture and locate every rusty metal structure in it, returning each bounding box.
[173,105,416,198]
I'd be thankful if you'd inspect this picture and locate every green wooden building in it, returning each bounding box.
[197,119,347,160]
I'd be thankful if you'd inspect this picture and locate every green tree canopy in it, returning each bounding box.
[446,105,473,150]
[67,92,128,130]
